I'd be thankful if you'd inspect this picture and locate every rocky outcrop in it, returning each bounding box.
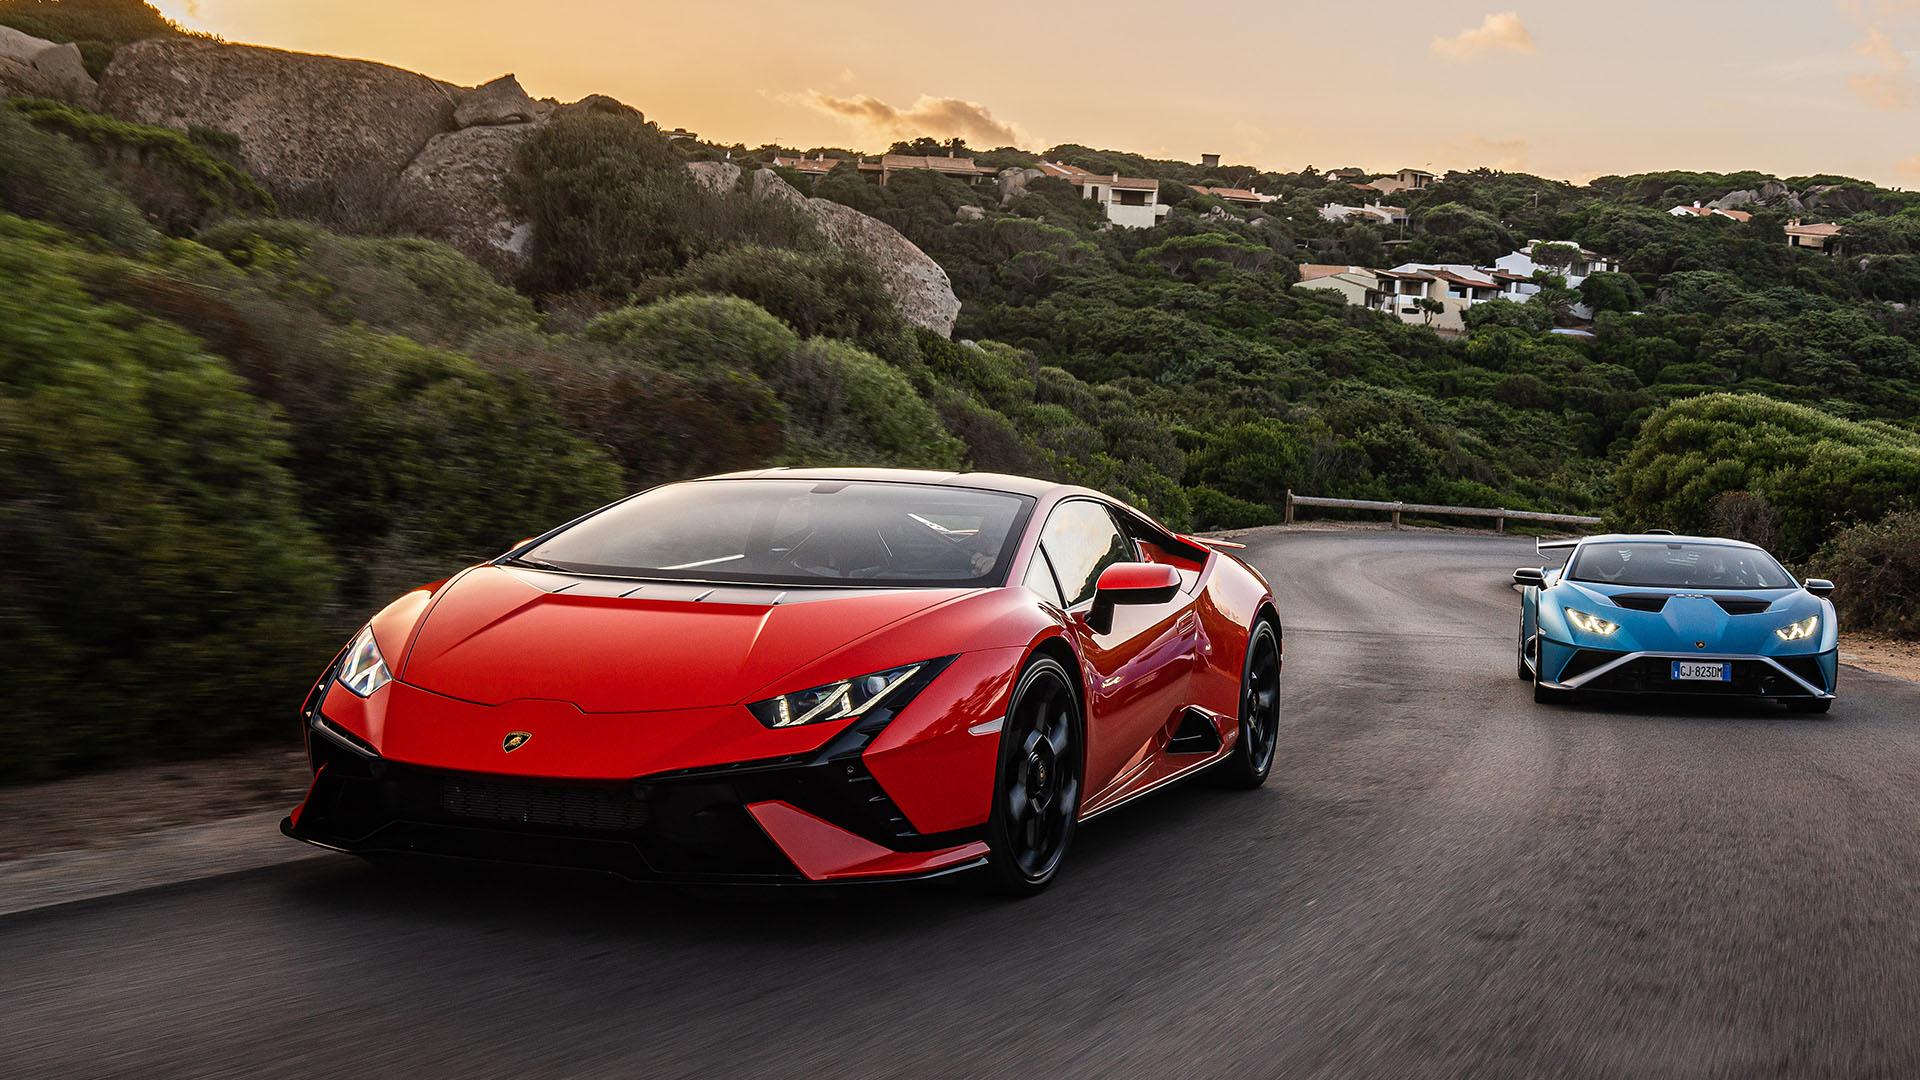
[0,25,97,106]
[956,204,985,222]
[98,38,455,204]
[997,166,1043,206]
[686,160,740,194]
[564,93,641,118]
[455,74,545,128]
[741,170,959,336]
[389,123,537,277]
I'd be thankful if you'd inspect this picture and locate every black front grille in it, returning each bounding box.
[1582,657,1813,697]
[439,775,649,832]
[1712,597,1773,615]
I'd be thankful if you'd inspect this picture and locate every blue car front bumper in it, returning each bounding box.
[1536,638,1837,699]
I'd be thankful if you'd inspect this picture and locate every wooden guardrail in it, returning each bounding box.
[1283,490,1602,533]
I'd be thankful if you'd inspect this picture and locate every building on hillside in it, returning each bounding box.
[1189,184,1276,208]
[1035,161,1170,228]
[771,153,847,183]
[857,152,999,186]
[1492,241,1620,320]
[1668,202,1752,223]
[1327,167,1369,181]
[1319,202,1408,227]
[1784,218,1844,253]
[1381,263,1501,333]
[1200,152,1221,168]
[1368,168,1437,196]
[661,128,698,141]
[1293,264,1392,312]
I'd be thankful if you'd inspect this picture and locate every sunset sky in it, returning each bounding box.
[150,1,1920,187]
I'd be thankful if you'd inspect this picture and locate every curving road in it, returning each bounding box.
[7,529,1920,1078]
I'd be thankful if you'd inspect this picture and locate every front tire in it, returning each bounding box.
[982,655,1082,896]
[1218,619,1281,789]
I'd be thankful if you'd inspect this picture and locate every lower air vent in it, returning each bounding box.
[1776,656,1828,692]
[1559,648,1625,682]
[1713,597,1773,615]
[1166,709,1223,755]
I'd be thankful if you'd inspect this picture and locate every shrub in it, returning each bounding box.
[1615,394,1920,559]
[639,244,911,361]
[1811,512,1920,638]
[1189,486,1275,530]
[0,217,334,778]
[6,98,273,232]
[781,338,963,469]
[0,108,155,249]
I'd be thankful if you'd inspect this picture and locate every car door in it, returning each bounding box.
[1035,499,1200,801]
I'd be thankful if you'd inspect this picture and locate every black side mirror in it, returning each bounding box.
[1804,578,1834,598]
[1512,567,1546,588]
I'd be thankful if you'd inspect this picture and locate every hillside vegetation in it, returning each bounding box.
[2,5,1918,777]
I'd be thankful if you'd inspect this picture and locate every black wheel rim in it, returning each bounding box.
[1003,670,1079,880]
[1243,629,1280,774]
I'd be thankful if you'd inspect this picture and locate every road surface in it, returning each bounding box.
[6,529,1920,1078]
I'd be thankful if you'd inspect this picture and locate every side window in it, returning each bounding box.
[1039,501,1135,607]
[1022,547,1065,608]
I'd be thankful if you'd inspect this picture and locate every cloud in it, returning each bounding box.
[1431,13,1535,59]
[796,91,1028,148]
[1848,26,1915,107]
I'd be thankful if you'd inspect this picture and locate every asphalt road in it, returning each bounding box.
[7,529,1920,1079]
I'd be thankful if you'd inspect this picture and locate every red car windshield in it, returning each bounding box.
[515,480,1034,587]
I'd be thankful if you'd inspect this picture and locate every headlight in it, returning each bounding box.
[747,661,934,729]
[337,625,393,697]
[1565,609,1619,636]
[1776,614,1819,642]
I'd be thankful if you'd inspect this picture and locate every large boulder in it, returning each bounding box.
[997,166,1043,206]
[97,39,455,213]
[686,160,740,194]
[388,123,537,277]
[740,169,959,336]
[0,25,97,106]
[455,74,545,128]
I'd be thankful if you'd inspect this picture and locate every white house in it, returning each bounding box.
[1669,202,1752,223]
[1319,203,1408,227]
[1379,263,1501,333]
[1491,241,1620,321]
[1036,161,1170,228]
[1368,168,1437,196]
[1294,264,1393,312]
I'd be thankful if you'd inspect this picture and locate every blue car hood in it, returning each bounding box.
[1545,579,1829,655]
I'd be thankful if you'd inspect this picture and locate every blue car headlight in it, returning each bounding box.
[1565,609,1619,637]
[748,660,936,729]
[1776,614,1819,642]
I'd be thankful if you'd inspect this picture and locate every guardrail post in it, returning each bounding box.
[1284,489,1295,525]
[1496,512,1506,534]
[1391,502,1402,529]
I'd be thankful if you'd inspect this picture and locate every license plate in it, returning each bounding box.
[1670,661,1730,682]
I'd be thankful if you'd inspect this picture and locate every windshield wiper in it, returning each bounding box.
[501,555,574,573]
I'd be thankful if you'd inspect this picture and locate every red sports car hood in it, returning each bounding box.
[398,566,970,712]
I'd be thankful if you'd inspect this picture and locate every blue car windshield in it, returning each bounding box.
[1568,541,1795,590]
[515,480,1034,587]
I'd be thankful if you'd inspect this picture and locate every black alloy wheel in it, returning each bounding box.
[983,656,1082,895]
[1218,619,1280,789]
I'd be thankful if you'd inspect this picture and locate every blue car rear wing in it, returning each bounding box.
[1537,537,1581,558]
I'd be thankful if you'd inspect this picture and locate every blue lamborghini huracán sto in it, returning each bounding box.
[1514,534,1838,713]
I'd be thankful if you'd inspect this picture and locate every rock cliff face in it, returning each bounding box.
[0,25,97,106]
[98,39,455,203]
[389,124,537,276]
[748,169,961,337]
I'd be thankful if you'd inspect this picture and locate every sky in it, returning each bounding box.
[149,1,1920,187]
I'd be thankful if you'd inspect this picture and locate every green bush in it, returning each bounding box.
[0,215,334,779]
[1615,393,1920,559]
[639,244,913,362]
[1811,512,1920,638]
[1189,486,1275,530]
[6,98,273,232]
[512,111,815,296]
[0,108,155,249]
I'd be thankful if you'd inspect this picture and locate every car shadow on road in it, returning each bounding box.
[1539,692,1835,725]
